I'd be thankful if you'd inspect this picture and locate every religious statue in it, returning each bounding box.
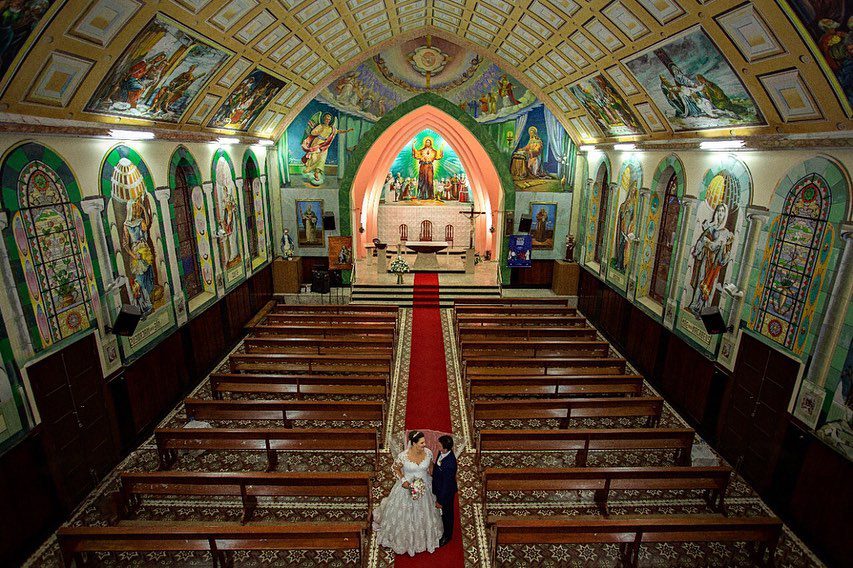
[300,112,352,185]
[688,203,734,315]
[412,137,444,200]
[280,228,295,259]
[565,234,576,262]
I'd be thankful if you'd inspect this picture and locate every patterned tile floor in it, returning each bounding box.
[24,305,826,568]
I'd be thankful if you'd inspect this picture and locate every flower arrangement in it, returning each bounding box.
[407,478,426,501]
[390,256,409,274]
[390,255,409,284]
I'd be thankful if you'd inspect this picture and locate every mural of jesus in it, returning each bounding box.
[412,137,444,199]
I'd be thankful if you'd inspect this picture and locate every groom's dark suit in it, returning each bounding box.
[432,450,458,542]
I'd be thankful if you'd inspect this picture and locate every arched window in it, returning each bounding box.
[752,173,831,350]
[649,173,680,303]
[593,165,610,263]
[172,164,203,299]
[243,158,259,259]
[12,161,96,346]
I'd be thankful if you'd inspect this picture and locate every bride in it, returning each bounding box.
[372,430,444,556]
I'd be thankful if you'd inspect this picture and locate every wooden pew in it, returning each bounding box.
[476,428,694,469]
[270,303,398,315]
[455,306,577,317]
[154,427,378,471]
[229,353,392,376]
[473,397,664,428]
[470,375,644,398]
[262,313,398,325]
[454,297,569,306]
[457,325,598,341]
[243,336,394,357]
[58,522,368,568]
[456,314,587,327]
[184,398,385,428]
[249,323,396,339]
[118,471,374,523]
[487,515,782,568]
[483,466,731,516]
[464,356,627,378]
[461,339,610,359]
[210,373,387,400]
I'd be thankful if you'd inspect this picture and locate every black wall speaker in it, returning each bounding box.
[311,269,331,294]
[108,304,142,336]
[518,214,532,233]
[322,212,336,231]
[699,306,728,335]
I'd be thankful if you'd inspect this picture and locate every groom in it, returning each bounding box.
[432,435,458,547]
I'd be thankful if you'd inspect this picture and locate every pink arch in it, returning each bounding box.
[350,105,505,258]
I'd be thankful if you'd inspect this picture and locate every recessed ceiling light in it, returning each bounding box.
[216,137,240,145]
[257,139,275,146]
[579,145,596,152]
[613,143,636,151]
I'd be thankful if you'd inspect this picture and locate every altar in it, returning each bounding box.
[405,241,450,270]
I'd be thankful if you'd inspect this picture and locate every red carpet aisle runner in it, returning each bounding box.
[396,273,464,568]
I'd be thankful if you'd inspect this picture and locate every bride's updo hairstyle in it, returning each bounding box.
[408,430,425,445]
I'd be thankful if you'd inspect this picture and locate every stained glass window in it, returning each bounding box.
[173,165,203,299]
[593,167,610,264]
[13,161,95,346]
[244,159,259,259]
[752,173,831,350]
[650,173,680,303]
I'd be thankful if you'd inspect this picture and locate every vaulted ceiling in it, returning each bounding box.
[0,0,849,144]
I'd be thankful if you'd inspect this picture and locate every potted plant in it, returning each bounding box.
[390,255,409,284]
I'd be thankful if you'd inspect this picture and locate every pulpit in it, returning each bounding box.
[273,257,302,294]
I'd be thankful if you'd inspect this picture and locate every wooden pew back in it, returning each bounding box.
[464,357,627,377]
[476,428,694,469]
[184,398,385,426]
[487,515,782,568]
[470,374,644,398]
[209,373,387,399]
[58,523,367,568]
[473,397,664,427]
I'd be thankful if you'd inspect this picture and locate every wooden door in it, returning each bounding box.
[26,333,116,510]
[718,333,799,492]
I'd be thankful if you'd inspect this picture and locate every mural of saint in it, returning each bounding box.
[412,137,444,200]
[300,112,351,186]
[208,69,284,131]
[0,0,53,82]
[122,195,158,313]
[86,16,229,123]
[624,27,764,131]
[214,157,241,269]
[613,182,639,273]
[517,126,544,178]
[687,203,734,314]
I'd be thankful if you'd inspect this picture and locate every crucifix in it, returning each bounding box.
[459,203,485,249]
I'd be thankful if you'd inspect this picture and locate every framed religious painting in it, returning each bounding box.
[529,202,557,249]
[328,236,353,270]
[296,199,324,247]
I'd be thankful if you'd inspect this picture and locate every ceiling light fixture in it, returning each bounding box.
[699,139,745,150]
[579,145,596,152]
[216,137,240,145]
[257,139,275,146]
[613,143,636,151]
[109,129,154,140]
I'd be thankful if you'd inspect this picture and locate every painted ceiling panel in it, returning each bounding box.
[0,0,847,144]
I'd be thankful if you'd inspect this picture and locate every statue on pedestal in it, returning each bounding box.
[565,234,576,262]
[280,228,295,260]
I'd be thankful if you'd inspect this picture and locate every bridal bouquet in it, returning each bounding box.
[407,478,426,501]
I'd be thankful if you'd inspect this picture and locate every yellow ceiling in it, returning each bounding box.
[0,0,849,144]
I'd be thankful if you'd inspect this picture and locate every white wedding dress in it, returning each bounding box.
[372,448,444,556]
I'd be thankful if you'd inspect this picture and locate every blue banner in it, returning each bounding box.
[507,234,532,267]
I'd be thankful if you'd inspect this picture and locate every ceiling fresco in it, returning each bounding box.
[0,0,848,143]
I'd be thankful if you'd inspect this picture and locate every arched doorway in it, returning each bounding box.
[340,94,515,270]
